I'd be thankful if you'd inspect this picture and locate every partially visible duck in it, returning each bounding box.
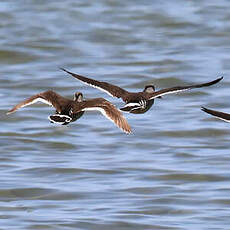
[201,107,230,123]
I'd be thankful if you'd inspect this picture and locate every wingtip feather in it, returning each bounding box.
[6,108,16,115]
[125,127,132,134]
[201,106,207,111]
[60,67,66,72]
[60,67,71,75]
[118,115,132,134]
[6,110,13,115]
[216,76,223,83]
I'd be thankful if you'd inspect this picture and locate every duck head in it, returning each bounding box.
[74,92,83,102]
[144,85,162,99]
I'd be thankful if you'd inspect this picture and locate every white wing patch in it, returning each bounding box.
[23,97,52,108]
[204,113,230,123]
[122,102,140,108]
[120,101,146,112]
[130,106,142,112]
[213,117,230,123]
[82,107,113,122]
[7,97,53,114]
[120,103,142,113]
[84,82,114,97]
[149,89,189,100]
[82,107,130,133]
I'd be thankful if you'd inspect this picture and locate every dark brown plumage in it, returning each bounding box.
[201,107,230,122]
[61,68,223,114]
[7,91,132,134]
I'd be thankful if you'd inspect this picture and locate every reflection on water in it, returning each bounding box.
[1,1,230,229]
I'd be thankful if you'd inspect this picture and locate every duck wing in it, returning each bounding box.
[73,98,132,134]
[201,107,230,122]
[61,68,128,100]
[148,77,223,100]
[7,90,69,114]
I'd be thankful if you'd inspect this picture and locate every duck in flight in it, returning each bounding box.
[61,68,223,114]
[202,107,230,123]
[7,90,132,134]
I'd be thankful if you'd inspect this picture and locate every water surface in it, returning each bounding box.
[1,1,230,229]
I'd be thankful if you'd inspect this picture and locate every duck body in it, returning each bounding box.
[119,92,155,114]
[120,99,154,114]
[49,109,84,125]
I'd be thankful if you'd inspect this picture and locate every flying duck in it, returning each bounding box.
[7,90,132,134]
[61,68,223,114]
[201,107,230,123]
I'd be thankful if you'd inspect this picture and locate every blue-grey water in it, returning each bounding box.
[1,1,230,229]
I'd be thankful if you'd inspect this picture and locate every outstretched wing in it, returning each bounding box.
[61,68,128,99]
[7,90,69,114]
[73,98,132,134]
[201,107,230,122]
[148,77,223,100]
